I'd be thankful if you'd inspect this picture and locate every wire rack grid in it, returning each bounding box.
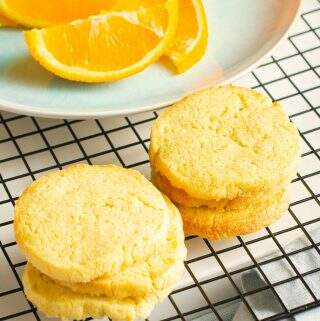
[0,1,320,321]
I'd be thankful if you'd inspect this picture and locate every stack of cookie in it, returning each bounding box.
[15,164,186,321]
[150,85,300,239]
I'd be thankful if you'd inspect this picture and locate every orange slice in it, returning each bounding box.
[0,0,115,27]
[0,11,16,26]
[167,0,208,73]
[113,0,208,73]
[24,0,178,83]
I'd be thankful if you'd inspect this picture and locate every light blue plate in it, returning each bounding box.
[0,0,301,119]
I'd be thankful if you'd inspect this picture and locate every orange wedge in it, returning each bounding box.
[0,0,115,27]
[0,11,16,26]
[113,0,208,73]
[167,0,208,73]
[24,0,178,83]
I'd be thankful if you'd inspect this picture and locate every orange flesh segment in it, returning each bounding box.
[167,0,208,73]
[42,15,161,72]
[113,0,169,36]
[0,0,115,26]
[113,0,208,73]
[170,0,199,55]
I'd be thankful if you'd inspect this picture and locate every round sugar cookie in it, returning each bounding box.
[15,164,170,283]
[152,169,287,210]
[58,196,187,298]
[23,263,162,321]
[150,85,300,201]
[179,190,289,239]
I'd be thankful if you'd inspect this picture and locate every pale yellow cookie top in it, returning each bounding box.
[15,164,170,283]
[150,85,300,200]
[23,263,159,321]
[59,196,187,299]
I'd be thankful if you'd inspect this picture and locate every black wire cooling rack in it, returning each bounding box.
[1,1,320,321]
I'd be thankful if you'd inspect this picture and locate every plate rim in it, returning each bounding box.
[0,0,302,119]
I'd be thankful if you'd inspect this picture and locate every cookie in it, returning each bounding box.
[152,169,287,210]
[23,263,163,321]
[179,190,289,239]
[150,85,300,201]
[15,164,171,283]
[58,196,187,298]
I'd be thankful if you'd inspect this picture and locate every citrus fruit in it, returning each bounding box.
[24,0,178,83]
[0,0,115,27]
[113,0,208,73]
[166,0,208,73]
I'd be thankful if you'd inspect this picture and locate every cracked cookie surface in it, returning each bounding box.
[150,85,300,201]
[15,164,171,283]
[57,195,186,299]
